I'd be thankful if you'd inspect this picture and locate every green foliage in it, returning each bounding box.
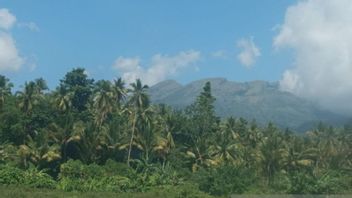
[287,171,350,194]
[23,167,56,189]
[59,68,94,112]
[57,160,136,192]
[194,165,255,196]
[0,185,216,198]
[133,161,183,191]
[57,176,135,192]
[0,73,352,195]
[59,160,105,180]
[0,165,56,189]
[103,159,136,177]
[0,165,24,185]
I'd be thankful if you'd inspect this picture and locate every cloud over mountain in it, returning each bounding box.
[274,0,352,115]
[112,50,200,86]
[237,37,261,68]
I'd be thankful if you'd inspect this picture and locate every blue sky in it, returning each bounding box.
[1,0,295,89]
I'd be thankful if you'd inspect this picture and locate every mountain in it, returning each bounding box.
[148,78,347,131]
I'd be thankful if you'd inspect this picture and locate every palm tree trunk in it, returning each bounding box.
[127,112,137,166]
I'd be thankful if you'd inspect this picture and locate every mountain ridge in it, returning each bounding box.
[148,78,347,131]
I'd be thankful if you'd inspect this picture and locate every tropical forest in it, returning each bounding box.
[0,68,351,197]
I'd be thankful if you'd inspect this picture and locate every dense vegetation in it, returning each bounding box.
[0,68,351,196]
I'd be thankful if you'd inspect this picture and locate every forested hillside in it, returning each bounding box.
[0,68,351,196]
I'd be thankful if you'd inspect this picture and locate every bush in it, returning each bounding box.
[57,177,84,192]
[99,176,135,192]
[23,167,57,189]
[59,159,105,180]
[0,165,56,189]
[58,160,137,192]
[57,176,135,192]
[194,164,255,196]
[0,165,24,185]
[132,162,183,192]
[287,170,348,194]
[103,159,136,178]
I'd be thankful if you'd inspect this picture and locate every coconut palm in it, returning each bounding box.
[208,118,242,166]
[0,75,13,111]
[54,86,73,113]
[280,136,315,173]
[16,81,39,115]
[112,77,127,108]
[125,79,150,166]
[259,123,285,185]
[93,80,114,128]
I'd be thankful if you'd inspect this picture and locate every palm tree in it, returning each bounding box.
[128,79,150,109]
[153,107,176,166]
[93,80,114,128]
[126,79,150,166]
[259,123,285,185]
[280,136,315,173]
[0,75,13,111]
[208,118,242,166]
[16,81,39,115]
[34,78,48,94]
[133,106,154,162]
[306,127,338,169]
[112,78,127,109]
[54,87,73,113]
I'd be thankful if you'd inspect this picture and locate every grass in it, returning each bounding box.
[0,185,214,198]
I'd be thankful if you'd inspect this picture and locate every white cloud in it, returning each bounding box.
[0,8,16,30]
[236,37,261,68]
[211,50,228,59]
[275,0,352,115]
[0,8,27,72]
[0,32,23,71]
[18,22,40,32]
[112,50,201,86]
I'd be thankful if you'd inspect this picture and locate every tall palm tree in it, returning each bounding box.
[54,86,73,113]
[112,78,127,109]
[34,78,48,94]
[153,107,176,166]
[306,127,340,170]
[128,79,150,109]
[93,80,114,128]
[126,79,150,166]
[16,81,39,115]
[133,106,154,162]
[0,75,13,111]
[280,136,315,173]
[208,118,242,166]
[259,123,285,185]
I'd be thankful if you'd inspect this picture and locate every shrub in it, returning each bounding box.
[287,170,348,194]
[59,159,105,180]
[0,165,56,189]
[58,160,137,192]
[0,165,24,185]
[57,177,84,192]
[23,167,56,189]
[103,159,136,178]
[99,176,135,192]
[57,176,135,192]
[194,164,255,196]
[133,162,183,192]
